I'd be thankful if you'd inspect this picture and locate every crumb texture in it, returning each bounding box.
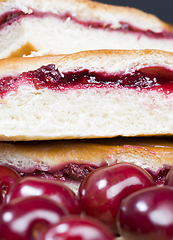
[0,85,173,140]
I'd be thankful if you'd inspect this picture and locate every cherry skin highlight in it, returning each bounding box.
[78,162,154,234]
[164,167,173,186]
[5,177,81,214]
[117,186,173,240]
[40,215,115,240]
[0,165,21,203]
[0,195,68,240]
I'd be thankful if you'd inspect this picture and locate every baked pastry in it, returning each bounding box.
[0,137,173,193]
[1,0,173,58]
[1,49,173,140]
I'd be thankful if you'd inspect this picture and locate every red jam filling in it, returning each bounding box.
[12,163,172,185]
[1,10,173,38]
[1,64,173,98]
[0,10,26,28]
[146,165,171,185]
[21,163,100,182]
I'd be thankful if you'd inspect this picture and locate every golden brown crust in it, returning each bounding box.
[57,0,173,31]
[8,42,37,58]
[84,0,173,30]
[13,140,110,165]
[1,49,173,78]
[64,49,173,61]
[1,137,173,171]
[102,137,173,168]
[55,49,173,74]
[0,54,65,77]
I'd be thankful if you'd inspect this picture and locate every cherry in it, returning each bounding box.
[79,162,154,234]
[0,165,21,203]
[0,195,68,240]
[164,167,173,186]
[40,215,115,240]
[5,177,81,214]
[117,186,173,240]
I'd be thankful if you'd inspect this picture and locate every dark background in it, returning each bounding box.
[95,0,173,24]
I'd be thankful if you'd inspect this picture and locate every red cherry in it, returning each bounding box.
[0,165,21,203]
[117,186,173,240]
[5,177,81,214]
[165,167,173,186]
[0,195,68,240]
[79,162,154,234]
[41,215,115,240]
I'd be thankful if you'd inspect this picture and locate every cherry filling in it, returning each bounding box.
[15,162,171,186]
[1,9,173,38]
[118,21,173,38]
[0,10,26,29]
[1,64,173,98]
[146,164,171,185]
[21,163,101,182]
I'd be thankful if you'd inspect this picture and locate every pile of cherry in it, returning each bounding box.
[1,162,173,240]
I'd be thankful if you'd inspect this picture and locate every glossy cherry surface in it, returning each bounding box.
[0,165,21,203]
[117,186,173,240]
[79,162,154,234]
[0,195,68,240]
[5,177,81,214]
[41,215,115,240]
[164,167,173,186]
